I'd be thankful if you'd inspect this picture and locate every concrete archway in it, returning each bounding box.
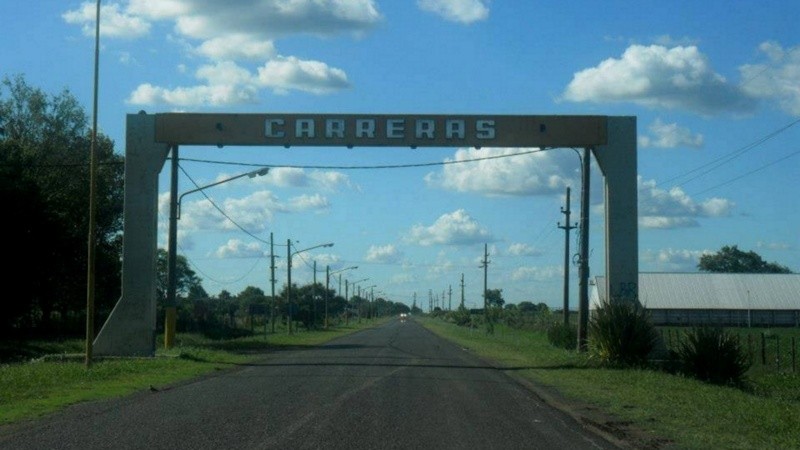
[93,113,637,356]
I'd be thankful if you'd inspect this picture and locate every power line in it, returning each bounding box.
[178,147,550,171]
[178,243,265,286]
[688,149,800,197]
[656,117,800,188]
[179,164,274,247]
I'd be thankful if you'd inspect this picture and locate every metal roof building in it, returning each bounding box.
[591,273,800,327]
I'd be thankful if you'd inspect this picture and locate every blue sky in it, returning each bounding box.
[3,0,798,309]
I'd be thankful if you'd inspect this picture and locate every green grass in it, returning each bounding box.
[0,320,382,425]
[421,317,800,450]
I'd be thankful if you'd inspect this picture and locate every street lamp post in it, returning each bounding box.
[286,241,334,334]
[351,278,369,323]
[327,266,357,329]
[165,166,269,349]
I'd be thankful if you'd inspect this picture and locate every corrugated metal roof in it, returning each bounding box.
[592,273,800,310]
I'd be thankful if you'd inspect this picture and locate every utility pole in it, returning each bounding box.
[577,148,591,351]
[480,243,492,332]
[448,285,452,311]
[558,186,577,326]
[429,289,433,313]
[287,239,292,334]
[480,243,490,312]
[312,260,317,329]
[270,232,276,333]
[460,273,465,309]
[85,0,101,368]
[164,146,179,350]
[325,265,330,329]
[345,279,349,325]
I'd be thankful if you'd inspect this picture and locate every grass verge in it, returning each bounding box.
[420,317,800,450]
[0,321,381,425]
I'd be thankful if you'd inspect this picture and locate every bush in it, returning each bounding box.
[448,307,472,327]
[675,327,749,385]
[547,322,577,350]
[589,299,657,366]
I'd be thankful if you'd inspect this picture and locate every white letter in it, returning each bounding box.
[265,119,285,138]
[295,119,315,138]
[387,119,405,139]
[476,120,495,139]
[356,119,375,138]
[446,120,466,139]
[326,119,345,138]
[415,120,435,139]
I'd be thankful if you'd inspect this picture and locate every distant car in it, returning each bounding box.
[399,313,407,321]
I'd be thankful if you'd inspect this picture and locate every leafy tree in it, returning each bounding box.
[1,74,124,334]
[698,245,792,274]
[155,248,204,301]
[485,289,504,308]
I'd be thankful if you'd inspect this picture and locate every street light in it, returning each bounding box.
[350,278,369,323]
[366,285,377,320]
[287,241,334,334]
[327,266,357,328]
[165,164,270,349]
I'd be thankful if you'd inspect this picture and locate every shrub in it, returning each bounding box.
[589,299,657,366]
[675,327,749,385]
[547,322,577,350]
[449,307,472,327]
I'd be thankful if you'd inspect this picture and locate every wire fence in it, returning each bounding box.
[660,327,798,373]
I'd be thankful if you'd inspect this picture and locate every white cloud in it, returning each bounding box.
[511,266,561,282]
[641,248,711,271]
[639,119,704,149]
[178,190,315,232]
[740,41,800,116]
[125,0,381,39]
[287,194,330,211]
[264,168,353,191]
[417,0,489,24]
[563,45,756,115]
[365,244,402,263]
[63,2,150,38]
[756,241,794,251]
[507,243,543,257]
[257,56,350,94]
[214,239,265,258]
[638,177,735,229]
[195,34,276,61]
[127,82,258,106]
[69,1,377,106]
[389,273,416,285]
[426,148,578,196]
[406,209,493,246]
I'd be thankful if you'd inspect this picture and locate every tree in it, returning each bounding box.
[1,74,124,334]
[156,248,204,301]
[485,289,505,308]
[698,245,792,274]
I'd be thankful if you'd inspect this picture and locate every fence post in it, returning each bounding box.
[748,333,754,365]
[776,335,781,368]
[761,332,767,366]
[792,336,796,373]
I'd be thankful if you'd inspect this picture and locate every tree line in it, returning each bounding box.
[1,75,123,336]
[158,250,410,335]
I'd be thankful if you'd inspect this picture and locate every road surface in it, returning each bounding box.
[1,318,616,449]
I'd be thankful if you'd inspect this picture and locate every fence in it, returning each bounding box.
[660,327,798,373]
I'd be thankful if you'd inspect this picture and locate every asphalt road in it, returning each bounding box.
[0,319,616,449]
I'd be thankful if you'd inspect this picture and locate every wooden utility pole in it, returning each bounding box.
[480,244,490,311]
[577,148,591,351]
[460,273,465,309]
[558,187,577,326]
